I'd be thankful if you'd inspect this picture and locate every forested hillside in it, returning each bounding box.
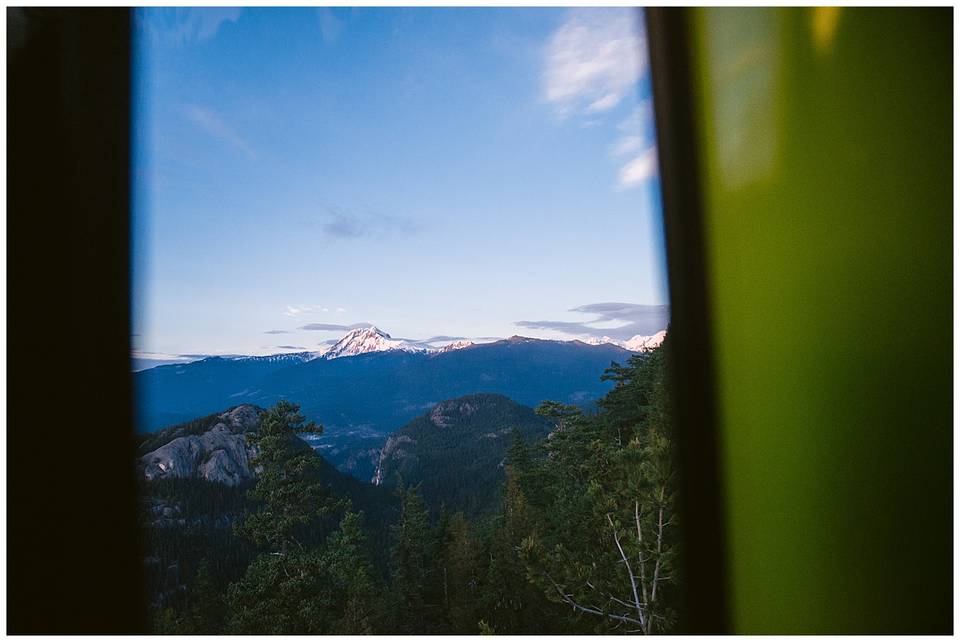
[373,393,554,518]
[145,337,678,634]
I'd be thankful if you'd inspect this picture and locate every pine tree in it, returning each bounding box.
[236,400,344,554]
[386,483,443,632]
[535,400,583,431]
[518,338,679,634]
[437,510,480,633]
[327,511,379,634]
[473,443,576,635]
[225,550,336,634]
[225,401,349,634]
[180,560,225,634]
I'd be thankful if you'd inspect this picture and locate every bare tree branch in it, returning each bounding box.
[635,500,650,609]
[607,513,647,630]
[651,488,666,605]
[547,573,645,629]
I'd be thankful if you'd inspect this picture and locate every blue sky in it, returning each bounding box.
[132,7,669,364]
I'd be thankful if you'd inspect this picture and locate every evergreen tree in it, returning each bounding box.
[386,483,443,632]
[519,338,679,634]
[326,511,379,634]
[236,400,344,554]
[225,550,337,634]
[436,510,481,633]
[535,400,584,431]
[151,607,182,635]
[472,440,580,635]
[226,401,349,633]
[179,560,225,634]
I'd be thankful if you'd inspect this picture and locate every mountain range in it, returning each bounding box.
[320,326,665,358]
[583,329,667,351]
[135,326,664,479]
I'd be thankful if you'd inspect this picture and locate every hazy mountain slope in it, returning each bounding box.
[138,338,627,430]
[252,337,627,431]
[135,354,316,431]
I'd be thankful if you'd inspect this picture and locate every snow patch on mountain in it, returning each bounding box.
[583,331,666,352]
[434,340,474,354]
[582,336,620,346]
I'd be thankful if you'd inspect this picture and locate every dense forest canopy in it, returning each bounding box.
[374,393,556,519]
[144,336,678,634]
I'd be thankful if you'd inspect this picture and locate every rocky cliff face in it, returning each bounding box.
[372,434,415,486]
[139,405,264,486]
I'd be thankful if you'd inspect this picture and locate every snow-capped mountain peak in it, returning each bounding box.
[622,330,667,352]
[324,326,426,360]
[580,331,666,352]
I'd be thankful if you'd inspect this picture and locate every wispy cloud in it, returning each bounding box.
[131,350,213,372]
[617,147,658,188]
[283,304,329,317]
[610,135,643,157]
[276,345,308,350]
[317,7,345,46]
[421,335,468,343]
[612,101,659,188]
[387,335,471,348]
[304,329,470,346]
[263,329,291,335]
[183,104,256,160]
[514,319,599,335]
[138,8,241,48]
[315,205,421,241]
[542,9,657,190]
[543,8,645,119]
[515,302,669,340]
[132,350,198,363]
[300,322,373,332]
